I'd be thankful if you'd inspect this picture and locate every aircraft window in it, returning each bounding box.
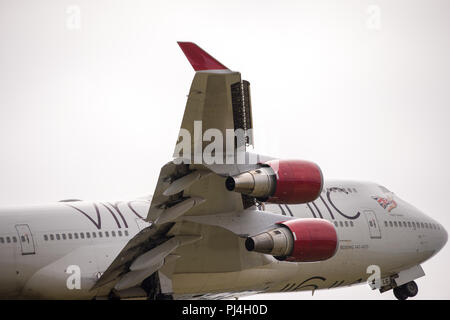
[74,233,79,239]
[105,231,109,237]
[403,222,407,227]
[80,233,85,239]
[353,188,357,193]
[12,237,17,243]
[389,221,393,227]
[407,222,411,227]
[6,237,11,243]
[344,221,349,227]
[62,234,66,240]
[369,221,374,227]
[350,221,354,227]
[0,237,3,243]
[334,221,338,227]
[68,233,72,239]
[339,221,344,227]
[124,230,129,236]
[347,188,352,193]
[99,232,103,238]
[384,221,388,227]
[111,231,116,237]
[393,221,398,227]
[50,234,54,240]
[92,232,97,238]
[118,230,122,237]
[56,234,60,240]
[21,235,25,242]
[420,223,424,228]
[86,232,91,238]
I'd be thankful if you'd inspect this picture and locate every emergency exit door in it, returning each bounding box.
[364,210,382,239]
[15,224,36,255]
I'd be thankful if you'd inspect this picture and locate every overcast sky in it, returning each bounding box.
[1,0,449,299]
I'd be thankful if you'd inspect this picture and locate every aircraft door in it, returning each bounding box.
[15,224,36,255]
[364,210,382,239]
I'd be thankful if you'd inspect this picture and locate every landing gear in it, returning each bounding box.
[402,281,419,297]
[155,293,174,300]
[393,281,418,300]
[141,272,174,300]
[393,287,408,300]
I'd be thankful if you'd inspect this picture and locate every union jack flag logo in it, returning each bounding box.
[372,196,397,212]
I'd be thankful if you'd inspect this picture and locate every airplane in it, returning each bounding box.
[0,42,446,300]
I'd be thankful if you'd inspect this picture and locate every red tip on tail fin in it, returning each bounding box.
[177,42,228,71]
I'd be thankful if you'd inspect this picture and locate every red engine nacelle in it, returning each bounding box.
[245,218,338,262]
[279,218,338,262]
[265,159,323,204]
[225,159,323,204]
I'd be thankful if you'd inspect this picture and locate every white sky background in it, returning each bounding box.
[0,0,449,299]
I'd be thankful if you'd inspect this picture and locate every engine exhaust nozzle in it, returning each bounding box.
[245,227,293,257]
[225,167,276,199]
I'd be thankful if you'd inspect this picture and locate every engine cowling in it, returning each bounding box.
[245,218,338,262]
[225,159,323,204]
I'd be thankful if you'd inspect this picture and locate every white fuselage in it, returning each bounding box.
[0,180,446,299]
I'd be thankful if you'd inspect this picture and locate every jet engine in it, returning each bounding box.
[245,218,338,262]
[225,159,323,204]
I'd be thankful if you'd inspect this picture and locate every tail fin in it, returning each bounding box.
[177,42,228,71]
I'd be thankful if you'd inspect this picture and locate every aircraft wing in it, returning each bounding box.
[92,42,278,298]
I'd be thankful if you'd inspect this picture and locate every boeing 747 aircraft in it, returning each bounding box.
[0,42,446,300]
